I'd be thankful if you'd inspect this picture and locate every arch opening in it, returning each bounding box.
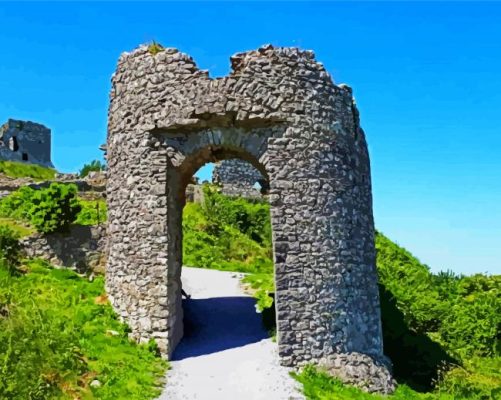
[178,145,269,195]
[167,145,275,358]
[171,156,275,360]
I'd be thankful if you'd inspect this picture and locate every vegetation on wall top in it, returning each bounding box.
[79,159,105,178]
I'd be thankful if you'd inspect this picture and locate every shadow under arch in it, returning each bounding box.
[172,296,269,360]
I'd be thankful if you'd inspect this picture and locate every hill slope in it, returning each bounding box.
[183,186,500,399]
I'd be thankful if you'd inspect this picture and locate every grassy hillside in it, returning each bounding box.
[0,160,56,180]
[0,259,166,399]
[180,186,500,399]
[0,183,498,399]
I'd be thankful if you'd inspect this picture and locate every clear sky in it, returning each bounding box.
[1,2,500,275]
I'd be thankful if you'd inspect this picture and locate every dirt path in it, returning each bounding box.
[159,267,304,400]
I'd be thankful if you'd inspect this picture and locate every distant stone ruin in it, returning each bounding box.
[0,119,53,168]
[106,44,395,393]
[212,159,266,197]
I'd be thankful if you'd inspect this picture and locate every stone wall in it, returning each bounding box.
[106,44,394,393]
[216,183,262,199]
[213,159,263,186]
[0,172,106,199]
[212,159,264,198]
[21,224,107,274]
[0,119,53,168]
[185,183,204,203]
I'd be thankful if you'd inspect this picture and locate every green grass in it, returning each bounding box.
[148,41,164,55]
[182,192,273,274]
[0,259,167,399]
[0,160,56,180]
[0,217,35,237]
[294,363,501,400]
[293,366,453,400]
[76,198,107,225]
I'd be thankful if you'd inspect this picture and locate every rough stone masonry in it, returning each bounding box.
[212,159,265,197]
[106,44,395,393]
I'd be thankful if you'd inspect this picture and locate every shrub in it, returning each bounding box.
[27,183,81,234]
[79,160,105,178]
[439,278,500,358]
[75,199,107,225]
[182,186,273,274]
[201,185,272,246]
[0,225,21,275]
[147,41,164,55]
[242,272,274,311]
[0,186,36,220]
[436,357,501,399]
[376,232,446,334]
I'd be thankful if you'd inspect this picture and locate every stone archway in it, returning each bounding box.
[106,44,394,392]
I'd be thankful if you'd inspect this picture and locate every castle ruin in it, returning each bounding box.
[0,119,53,168]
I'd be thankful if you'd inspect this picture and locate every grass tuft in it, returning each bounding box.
[148,41,164,55]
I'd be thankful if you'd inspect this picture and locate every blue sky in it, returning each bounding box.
[0,2,500,275]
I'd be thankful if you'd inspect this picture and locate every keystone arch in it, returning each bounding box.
[106,44,395,392]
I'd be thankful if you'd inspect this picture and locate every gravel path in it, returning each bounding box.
[159,267,304,400]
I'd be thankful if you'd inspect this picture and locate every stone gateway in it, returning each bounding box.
[106,44,395,393]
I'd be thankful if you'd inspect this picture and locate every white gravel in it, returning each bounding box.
[159,267,304,400]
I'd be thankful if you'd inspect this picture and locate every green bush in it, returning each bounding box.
[27,183,82,234]
[242,272,274,311]
[0,160,56,180]
[79,160,105,178]
[436,357,501,399]
[0,225,21,275]
[439,277,500,358]
[182,185,273,274]
[375,232,446,334]
[0,186,37,220]
[0,260,167,399]
[75,199,107,225]
[0,186,107,231]
[201,185,272,245]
